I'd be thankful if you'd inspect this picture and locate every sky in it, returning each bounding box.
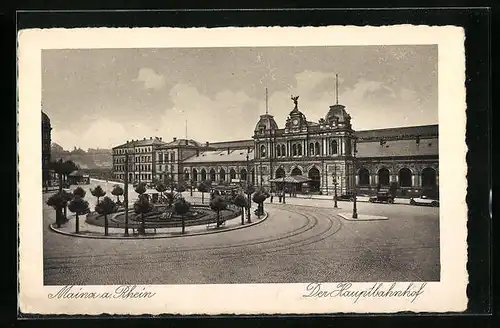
[42,45,438,150]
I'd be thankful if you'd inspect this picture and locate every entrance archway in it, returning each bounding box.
[398,168,412,187]
[358,168,370,186]
[308,167,321,192]
[378,168,390,187]
[421,167,437,188]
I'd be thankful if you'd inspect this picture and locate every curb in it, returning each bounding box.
[338,213,389,222]
[49,211,269,240]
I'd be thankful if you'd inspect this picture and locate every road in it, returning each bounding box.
[43,180,440,285]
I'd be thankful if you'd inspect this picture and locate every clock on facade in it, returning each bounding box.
[292,118,299,126]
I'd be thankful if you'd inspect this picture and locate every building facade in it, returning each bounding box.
[112,98,438,196]
[42,111,52,187]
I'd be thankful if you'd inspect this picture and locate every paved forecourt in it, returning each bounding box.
[43,179,440,285]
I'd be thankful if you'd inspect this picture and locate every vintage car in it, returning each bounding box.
[410,195,439,207]
[335,191,356,202]
[369,191,395,204]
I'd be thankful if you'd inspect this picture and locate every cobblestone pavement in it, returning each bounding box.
[43,180,439,285]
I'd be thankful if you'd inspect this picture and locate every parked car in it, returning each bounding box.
[369,191,395,204]
[335,191,356,202]
[410,195,439,207]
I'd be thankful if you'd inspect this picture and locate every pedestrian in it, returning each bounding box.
[270,191,274,203]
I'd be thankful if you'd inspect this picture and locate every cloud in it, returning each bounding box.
[52,119,152,150]
[135,67,165,90]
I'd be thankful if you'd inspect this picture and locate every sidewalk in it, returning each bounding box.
[284,194,411,205]
[50,209,268,239]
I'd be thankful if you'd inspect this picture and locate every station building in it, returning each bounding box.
[112,98,438,196]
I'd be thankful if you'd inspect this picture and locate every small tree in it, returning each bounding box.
[198,181,209,204]
[90,185,106,206]
[62,160,79,185]
[61,189,73,219]
[68,196,89,234]
[134,194,153,235]
[174,198,191,234]
[210,196,227,228]
[95,196,116,236]
[233,193,248,225]
[73,186,86,198]
[111,185,124,204]
[252,191,267,219]
[134,181,147,195]
[47,192,68,228]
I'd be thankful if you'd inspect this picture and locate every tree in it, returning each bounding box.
[111,185,124,204]
[95,196,117,236]
[198,181,210,204]
[47,192,68,228]
[233,193,248,225]
[173,198,191,234]
[73,186,86,198]
[134,194,153,235]
[68,196,89,234]
[61,160,79,185]
[90,185,106,207]
[134,181,147,195]
[61,189,73,219]
[51,159,65,192]
[210,196,227,228]
[155,182,167,203]
[252,191,267,219]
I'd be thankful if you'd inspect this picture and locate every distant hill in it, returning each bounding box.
[51,143,112,169]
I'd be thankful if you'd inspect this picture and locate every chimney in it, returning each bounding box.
[160,137,162,141]
[173,137,177,142]
[228,147,230,154]
[196,149,199,156]
[143,137,146,140]
[206,141,209,147]
[185,139,188,145]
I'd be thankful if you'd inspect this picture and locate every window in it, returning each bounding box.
[260,145,266,158]
[292,144,297,156]
[297,144,302,156]
[315,142,320,156]
[230,169,236,180]
[421,167,437,188]
[330,140,338,155]
[220,169,226,181]
[240,169,247,181]
[309,143,315,156]
[378,168,390,186]
[281,144,286,157]
[276,145,281,157]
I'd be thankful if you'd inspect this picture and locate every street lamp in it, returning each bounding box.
[352,138,358,219]
[246,153,251,222]
[333,165,338,208]
[124,152,131,236]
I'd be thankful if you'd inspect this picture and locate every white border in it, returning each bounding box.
[18,26,467,315]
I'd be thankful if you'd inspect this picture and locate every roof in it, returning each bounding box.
[183,149,255,164]
[357,137,439,158]
[356,124,438,141]
[158,139,201,149]
[113,137,166,149]
[207,140,254,150]
[68,170,88,177]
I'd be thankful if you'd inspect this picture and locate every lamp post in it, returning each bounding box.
[333,165,338,209]
[352,138,358,219]
[246,154,251,222]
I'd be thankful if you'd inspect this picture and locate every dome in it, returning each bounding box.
[325,104,351,127]
[42,111,51,126]
[254,114,278,132]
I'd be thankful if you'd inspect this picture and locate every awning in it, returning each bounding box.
[68,170,85,177]
[144,189,160,195]
[269,175,311,184]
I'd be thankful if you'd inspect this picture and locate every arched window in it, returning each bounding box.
[219,168,226,181]
[210,169,216,181]
[260,145,266,158]
[192,169,198,182]
[291,167,302,176]
[421,167,437,188]
[240,169,247,181]
[399,168,412,187]
[378,168,390,186]
[315,142,320,156]
[292,144,297,156]
[201,169,207,181]
[331,140,338,155]
[297,144,302,156]
[275,167,285,178]
[184,170,190,181]
[358,168,370,186]
[230,169,236,180]
[281,144,286,157]
[309,143,315,156]
[276,145,281,157]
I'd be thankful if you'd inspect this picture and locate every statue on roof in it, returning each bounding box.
[291,95,299,108]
